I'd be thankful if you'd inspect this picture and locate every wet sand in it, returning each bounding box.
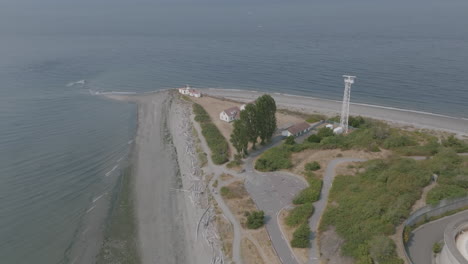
[201,88,468,136]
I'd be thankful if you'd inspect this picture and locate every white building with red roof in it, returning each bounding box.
[178,85,201,98]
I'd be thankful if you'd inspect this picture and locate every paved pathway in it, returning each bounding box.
[308,158,367,264]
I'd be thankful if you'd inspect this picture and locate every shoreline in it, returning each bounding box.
[99,91,214,264]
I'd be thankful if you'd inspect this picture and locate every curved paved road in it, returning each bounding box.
[408,210,468,264]
[308,158,367,264]
[244,151,307,264]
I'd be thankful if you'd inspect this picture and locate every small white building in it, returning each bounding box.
[326,124,334,129]
[178,85,201,98]
[282,122,312,137]
[220,106,241,122]
[333,127,344,135]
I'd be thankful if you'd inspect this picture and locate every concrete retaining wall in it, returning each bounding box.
[402,197,468,264]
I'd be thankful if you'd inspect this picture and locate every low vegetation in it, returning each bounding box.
[320,157,432,263]
[433,242,442,254]
[246,211,265,229]
[305,161,320,171]
[291,223,311,248]
[293,174,322,205]
[193,103,229,164]
[286,203,314,227]
[255,146,293,171]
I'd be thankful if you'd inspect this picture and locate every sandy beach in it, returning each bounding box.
[105,91,213,264]
[201,88,468,136]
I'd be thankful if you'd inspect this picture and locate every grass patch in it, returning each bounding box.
[193,103,229,164]
[305,161,321,171]
[425,148,468,204]
[96,166,140,264]
[255,145,292,171]
[291,223,311,248]
[320,157,432,263]
[286,203,314,227]
[293,174,323,205]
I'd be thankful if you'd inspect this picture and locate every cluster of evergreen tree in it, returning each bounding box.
[230,94,277,156]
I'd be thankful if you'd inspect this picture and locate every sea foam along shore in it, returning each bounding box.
[200,88,468,137]
[101,91,214,264]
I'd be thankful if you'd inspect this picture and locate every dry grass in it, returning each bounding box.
[220,173,234,182]
[216,214,234,259]
[241,238,265,264]
[319,227,354,264]
[278,209,308,264]
[290,149,391,178]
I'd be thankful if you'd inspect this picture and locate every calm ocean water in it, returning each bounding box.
[1,0,467,263]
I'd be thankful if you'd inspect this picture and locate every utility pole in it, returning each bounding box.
[340,75,356,133]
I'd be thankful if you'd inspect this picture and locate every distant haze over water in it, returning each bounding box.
[1,0,467,263]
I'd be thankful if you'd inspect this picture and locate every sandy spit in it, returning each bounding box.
[200,88,468,136]
[104,91,212,264]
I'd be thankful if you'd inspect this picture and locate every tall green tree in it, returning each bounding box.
[255,94,277,143]
[240,103,259,149]
[230,119,249,156]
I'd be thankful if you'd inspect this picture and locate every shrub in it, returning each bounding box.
[285,136,296,145]
[286,203,314,227]
[246,211,265,229]
[291,223,311,248]
[293,177,322,204]
[369,235,398,263]
[349,116,366,128]
[305,161,321,171]
[426,185,466,205]
[433,242,442,254]
[442,135,468,153]
[193,104,229,164]
[307,134,321,143]
[255,147,292,171]
[317,127,334,139]
[383,135,417,149]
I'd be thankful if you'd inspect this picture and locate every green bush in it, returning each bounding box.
[246,211,265,229]
[291,223,311,248]
[383,135,417,149]
[317,127,334,139]
[369,235,401,263]
[433,242,442,254]
[426,185,466,205]
[193,104,229,164]
[286,203,314,227]
[442,135,468,153]
[255,146,292,171]
[285,136,296,145]
[293,177,322,204]
[305,161,321,171]
[307,134,321,143]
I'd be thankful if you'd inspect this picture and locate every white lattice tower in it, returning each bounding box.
[340,75,356,133]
